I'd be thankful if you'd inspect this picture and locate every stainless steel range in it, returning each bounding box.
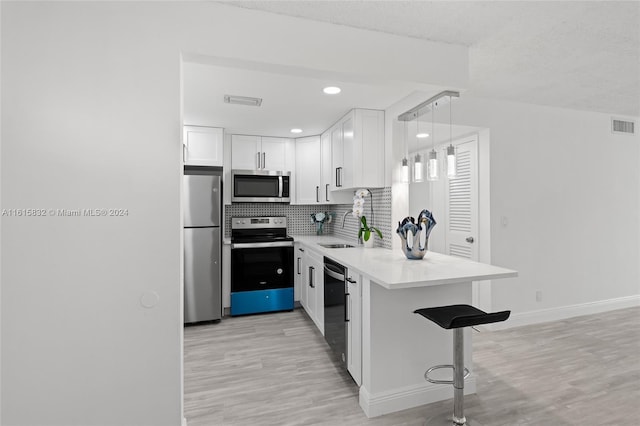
[230,216,294,316]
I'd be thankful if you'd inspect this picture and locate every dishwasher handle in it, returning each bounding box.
[324,265,345,282]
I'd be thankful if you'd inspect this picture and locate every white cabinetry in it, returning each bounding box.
[230,134,260,170]
[295,136,322,204]
[260,137,289,171]
[295,245,305,302]
[295,134,332,205]
[299,246,324,334]
[320,130,333,203]
[346,270,362,386]
[330,109,385,190]
[231,135,293,171]
[183,126,224,166]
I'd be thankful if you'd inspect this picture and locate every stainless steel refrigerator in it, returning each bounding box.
[183,169,222,323]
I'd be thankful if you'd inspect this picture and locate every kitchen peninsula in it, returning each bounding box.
[292,235,518,418]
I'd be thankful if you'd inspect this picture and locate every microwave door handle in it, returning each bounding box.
[278,176,283,198]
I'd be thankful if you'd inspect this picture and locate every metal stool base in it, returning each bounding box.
[422,415,483,426]
[423,328,470,425]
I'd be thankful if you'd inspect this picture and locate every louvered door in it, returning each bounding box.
[445,138,478,260]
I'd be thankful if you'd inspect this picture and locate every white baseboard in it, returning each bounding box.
[487,295,640,330]
[359,377,477,418]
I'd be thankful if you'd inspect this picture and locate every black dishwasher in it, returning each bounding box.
[324,256,348,366]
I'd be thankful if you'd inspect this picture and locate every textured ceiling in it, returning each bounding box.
[221,1,640,116]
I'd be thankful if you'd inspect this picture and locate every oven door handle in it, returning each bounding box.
[231,241,294,249]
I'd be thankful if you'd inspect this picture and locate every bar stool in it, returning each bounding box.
[414,304,510,426]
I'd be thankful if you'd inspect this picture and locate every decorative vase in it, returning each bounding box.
[363,237,374,248]
[396,210,436,260]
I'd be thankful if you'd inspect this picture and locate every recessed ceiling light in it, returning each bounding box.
[323,86,341,95]
[290,128,303,134]
[416,133,429,138]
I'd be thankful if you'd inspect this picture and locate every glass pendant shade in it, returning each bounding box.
[446,144,456,178]
[413,153,423,182]
[427,149,439,181]
[401,157,409,183]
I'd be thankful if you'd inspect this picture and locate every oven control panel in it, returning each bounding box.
[232,216,287,230]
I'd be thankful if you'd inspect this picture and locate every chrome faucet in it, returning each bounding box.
[342,210,352,228]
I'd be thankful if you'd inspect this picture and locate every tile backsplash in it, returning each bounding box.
[224,187,392,249]
[331,187,392,249]
[224,203,337,237]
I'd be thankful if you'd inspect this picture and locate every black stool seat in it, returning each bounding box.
[414,304,510,329]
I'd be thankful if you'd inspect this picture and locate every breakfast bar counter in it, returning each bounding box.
[292,235,518,418]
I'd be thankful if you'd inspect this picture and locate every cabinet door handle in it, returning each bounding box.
[335,168,339,188]
[337,167,343,187]
[325,184,330,202]
[309,266,315,288]
[346,277,357,284]
[183,143,187,163]
[345,292,350,322]
[262,152,266,169]
[256,152,261,169]
[316,186,319,203]
[297,257,301,275]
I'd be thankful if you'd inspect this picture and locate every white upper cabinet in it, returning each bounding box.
[295,136,322,204]
[231,135,293,172]
[330,123,343,191]
[330,109,385,190]
[260,137,289,171]
[183,126,224,167]
[230,134,261,170]
[320,130,333,203]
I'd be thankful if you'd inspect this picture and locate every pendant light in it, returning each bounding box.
[397,90,460,182]
[427,101,439,181]
[401,119,409,183]
[446,95,457,179]
[413,109,424,182]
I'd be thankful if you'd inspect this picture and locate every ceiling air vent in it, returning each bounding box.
[224,94,262,107]
[611,118,635,135]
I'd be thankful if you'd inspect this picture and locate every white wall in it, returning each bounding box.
[0,2,468,425]
[452,97,640,322]
[1,3,184,425]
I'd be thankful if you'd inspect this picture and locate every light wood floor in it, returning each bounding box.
[184,306,640,426]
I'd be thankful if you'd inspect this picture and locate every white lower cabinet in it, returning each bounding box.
[346,271,362,386]
[308,249,324,334]
[297,246,307,307]
[299,246,324,335]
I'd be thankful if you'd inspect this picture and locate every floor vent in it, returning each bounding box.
[612,118,635,135]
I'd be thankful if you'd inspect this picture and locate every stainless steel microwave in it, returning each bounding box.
[231,170,291,203]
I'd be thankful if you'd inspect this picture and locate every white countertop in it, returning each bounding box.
[291,234,517,290]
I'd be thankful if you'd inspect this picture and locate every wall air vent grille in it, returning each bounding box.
[224,95,262,107]
[611,118,635,135]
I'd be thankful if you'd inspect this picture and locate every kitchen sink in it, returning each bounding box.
[319,243,355,249]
